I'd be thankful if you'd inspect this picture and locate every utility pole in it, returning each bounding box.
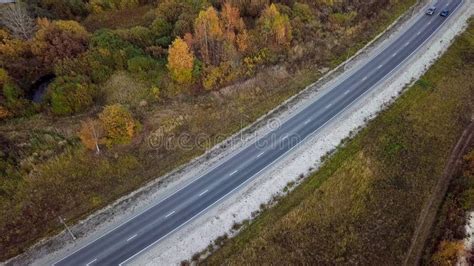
[59,216,76,241]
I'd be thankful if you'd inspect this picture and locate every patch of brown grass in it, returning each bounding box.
[82,5,154,32]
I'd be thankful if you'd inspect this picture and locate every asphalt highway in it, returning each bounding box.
[55,0,463,264]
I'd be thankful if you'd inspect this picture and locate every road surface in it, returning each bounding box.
[55,0,463,265]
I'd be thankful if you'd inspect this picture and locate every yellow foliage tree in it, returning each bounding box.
[194,7,223,65]
[99,104,138,146]
[79,118,104,154]
[258,4,292,49]
[167,37,194,85]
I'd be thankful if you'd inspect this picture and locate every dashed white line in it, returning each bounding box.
[304,119,311,125]
[362,76,368,81]
[256,152,265,158]
[126,234,137,242]
[165,211,175,218]
[428,20,432,25]
[392,52,397,57]
[417,31,421,36]
[86,259,97,266]
[377,64,383,69]
[229,170,238,176]
[405,41,410,47]
[325,103,332,109]
[344,90,350,95]
[199,190,208,197]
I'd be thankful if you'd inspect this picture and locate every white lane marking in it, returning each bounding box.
[165,211,175,218]
[199,190,208,197]
[325,103,332,109]
[344,90,350,95]
[256,152,265,158]
[304,119,311,125]
[405,41,410,47]
[377,64,383,69]
[86,259,97,266]
[282,134,289,140]
[117,2,466,264]
[126,234,137,242]
[417,31,421,36]
[362,76,368,81]
[229,170,238,176]
[392,52,397,57]
[428,20,432,25]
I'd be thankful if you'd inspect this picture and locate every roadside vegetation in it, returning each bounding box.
[422,147,474,265]
[204,21,474,264]
[0,0,416,260]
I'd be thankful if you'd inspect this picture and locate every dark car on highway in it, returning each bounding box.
[426,7,436,15]
[440,10,450,17]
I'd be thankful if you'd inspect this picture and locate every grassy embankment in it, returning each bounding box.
[0,0,417,261]
[205,21,474,265]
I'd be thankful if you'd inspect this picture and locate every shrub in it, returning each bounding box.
[127,56,157,74]
[150,17,173,40]
[115,26,154,48]
[49,75,96,115]
[99,104,138,146]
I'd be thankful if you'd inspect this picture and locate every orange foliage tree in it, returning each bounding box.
[167,37,194,85]
[31,18,90,66]
[221,3,249,54]
[79,118,104,154]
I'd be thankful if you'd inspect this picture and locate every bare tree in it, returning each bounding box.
[0,2,36,40]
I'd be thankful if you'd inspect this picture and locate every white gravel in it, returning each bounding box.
[8,1,472,265]
[132,1,474,265]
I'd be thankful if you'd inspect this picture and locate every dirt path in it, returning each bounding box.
[404,118,474,265]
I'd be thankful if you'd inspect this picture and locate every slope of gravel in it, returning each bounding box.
[7,0,471,265]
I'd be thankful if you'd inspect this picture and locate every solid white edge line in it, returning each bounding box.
[118,1,463,263]
[56,1,464,265]
[165,211,175,218]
